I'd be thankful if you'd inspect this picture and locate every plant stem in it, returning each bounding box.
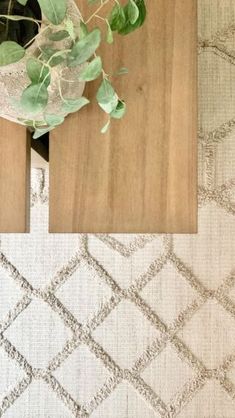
[58,80,67,103]
[0,15,42,24]
[24,24,49,48]
[47,48,71,66]
[5,0,14,40]
[85,0,112,24]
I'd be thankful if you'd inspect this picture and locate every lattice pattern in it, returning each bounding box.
[1,0,235,417]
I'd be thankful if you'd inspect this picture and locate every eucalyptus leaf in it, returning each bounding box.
[37,0,67,25]
[128,0,140,24]
[33,127,53,139]
[26,58,51,87]
[67,28,101,67]
[44,114,64,126]
[79,21,88,39]
[49,30,69,41]
[41,46,66,67]
[65,17,76,41]
[109,4,126,31]
[101,119,110,134]
[106,20,113,44]
[96,79,118,114]
[21,83,48,114]
[17,0,28,5]
[119,0,146,35]
[110,100,126,119]
[115,67,129,76]
[17,118,45,127]
[62,97,90,113]
[0,41,25,66]
[79,56,102,82]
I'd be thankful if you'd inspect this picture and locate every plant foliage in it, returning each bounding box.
[0,0,147,137]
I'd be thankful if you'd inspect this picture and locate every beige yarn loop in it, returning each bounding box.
[0,0,85,126]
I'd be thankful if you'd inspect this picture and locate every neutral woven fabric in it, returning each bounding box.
[1,0,235,417]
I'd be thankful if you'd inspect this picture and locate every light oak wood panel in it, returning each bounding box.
[0,118,30,232]
[50,0,197,233]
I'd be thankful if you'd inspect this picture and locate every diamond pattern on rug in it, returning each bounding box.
[4,299,71,369]
[179,300,235,369]
[54,344,111,405]
[141,345,196,404]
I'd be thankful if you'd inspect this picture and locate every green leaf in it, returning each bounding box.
[118,0,146,35]
[109,4,126,31]
[67,28,101,67]
[79,21,89,39]
[37,0,67,25]
[17,0,28,5]
[41,46,66,67]
[26,58,51,87]
[128,0,140,24]
[44,114,64,126]
[49,30,69,41]
[65,17,76,41]
[62,97,90,113]
[96,79,118,114]
[33,127,53,139]
[110,100,126,119]
[115,67,128,76]
[79,56,102,82]
[21,83,48,114]
[0,41,25,66]
[101,119,111,134]
[17,118,45,127]
[106,19,113,44]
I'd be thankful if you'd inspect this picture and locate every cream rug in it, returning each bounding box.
[1,0,235,417]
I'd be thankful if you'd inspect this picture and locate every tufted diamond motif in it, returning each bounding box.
[54,344,111,405]
[4,299,72,369]
[141,345,196,404]
[179,300,235,369]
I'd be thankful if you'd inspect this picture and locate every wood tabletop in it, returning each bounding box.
[0,0,197,234]
[49,0,197,233]
[0,119,30,233]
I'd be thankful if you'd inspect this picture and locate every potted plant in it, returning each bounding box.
[0,0,146,138]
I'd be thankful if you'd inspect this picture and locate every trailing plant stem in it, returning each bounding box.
[85,0,112,24]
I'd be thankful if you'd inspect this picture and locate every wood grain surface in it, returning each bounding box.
[50,0,197,233]
[0,118,30,232]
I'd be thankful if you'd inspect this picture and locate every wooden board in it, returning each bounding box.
[50,0,197,233]
[0,118,30,233]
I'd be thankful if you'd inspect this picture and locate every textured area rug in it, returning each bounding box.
[1,1,235,417]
